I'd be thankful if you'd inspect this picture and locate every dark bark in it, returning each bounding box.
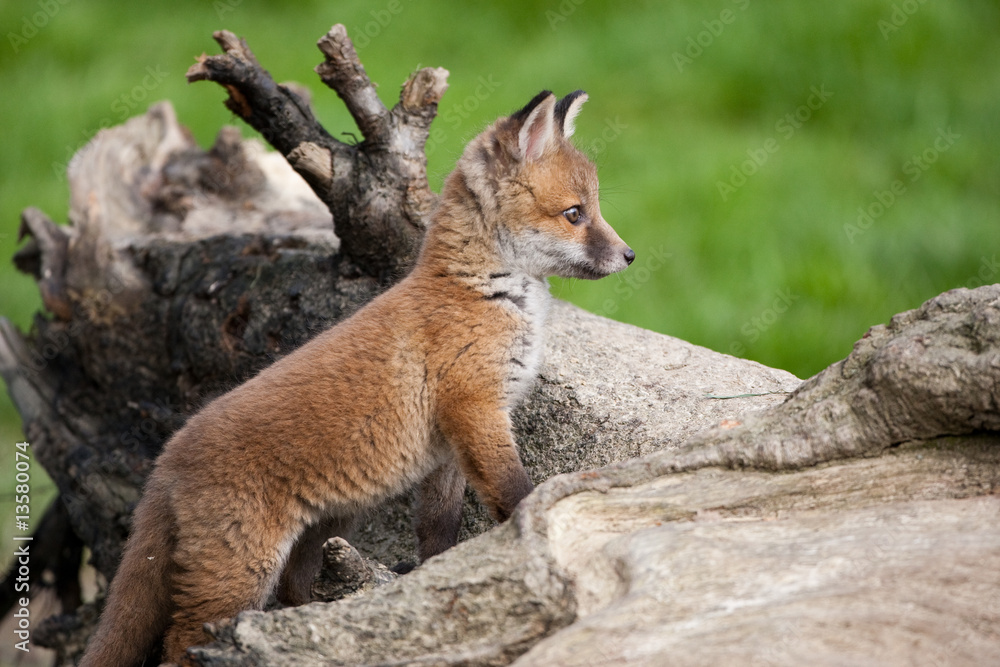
[311,537,398,603]
[186,26,448,282]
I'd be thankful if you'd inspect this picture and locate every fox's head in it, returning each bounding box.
[445,90,634,280]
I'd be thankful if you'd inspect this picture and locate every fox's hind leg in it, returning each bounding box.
[277,514,356,606]
[414,459,467,562]
[163,520,298,662]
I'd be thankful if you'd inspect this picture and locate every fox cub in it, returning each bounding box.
[80,90,634,666]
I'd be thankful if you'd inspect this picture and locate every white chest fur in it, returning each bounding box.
[478,272,551,405]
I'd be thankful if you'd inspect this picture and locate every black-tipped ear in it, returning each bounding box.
[514,92,557,162]
[554,90,588,138]
[511,90,554,125]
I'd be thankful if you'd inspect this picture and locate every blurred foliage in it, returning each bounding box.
[1,0,998,451]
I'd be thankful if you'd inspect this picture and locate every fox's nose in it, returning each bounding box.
[624,248,635,265]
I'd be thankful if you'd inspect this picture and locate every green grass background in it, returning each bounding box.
[0,0,997,541]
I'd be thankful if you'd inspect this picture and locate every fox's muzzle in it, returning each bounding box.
[584,218,634,277]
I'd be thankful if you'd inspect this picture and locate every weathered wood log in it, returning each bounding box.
[187,285,1000,666]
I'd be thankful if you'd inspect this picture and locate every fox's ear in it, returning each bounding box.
[512,91,557,162]
[555,90,588,138]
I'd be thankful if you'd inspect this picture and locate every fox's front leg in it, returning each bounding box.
[437,400,534,522]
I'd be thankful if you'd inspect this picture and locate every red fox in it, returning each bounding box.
[79,89,634,666]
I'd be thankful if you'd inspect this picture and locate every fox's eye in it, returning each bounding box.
[563,206,582,224]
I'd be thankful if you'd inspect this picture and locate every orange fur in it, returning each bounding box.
[79,90,633,666]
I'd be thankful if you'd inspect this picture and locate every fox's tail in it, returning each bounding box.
[79,473,176,667]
